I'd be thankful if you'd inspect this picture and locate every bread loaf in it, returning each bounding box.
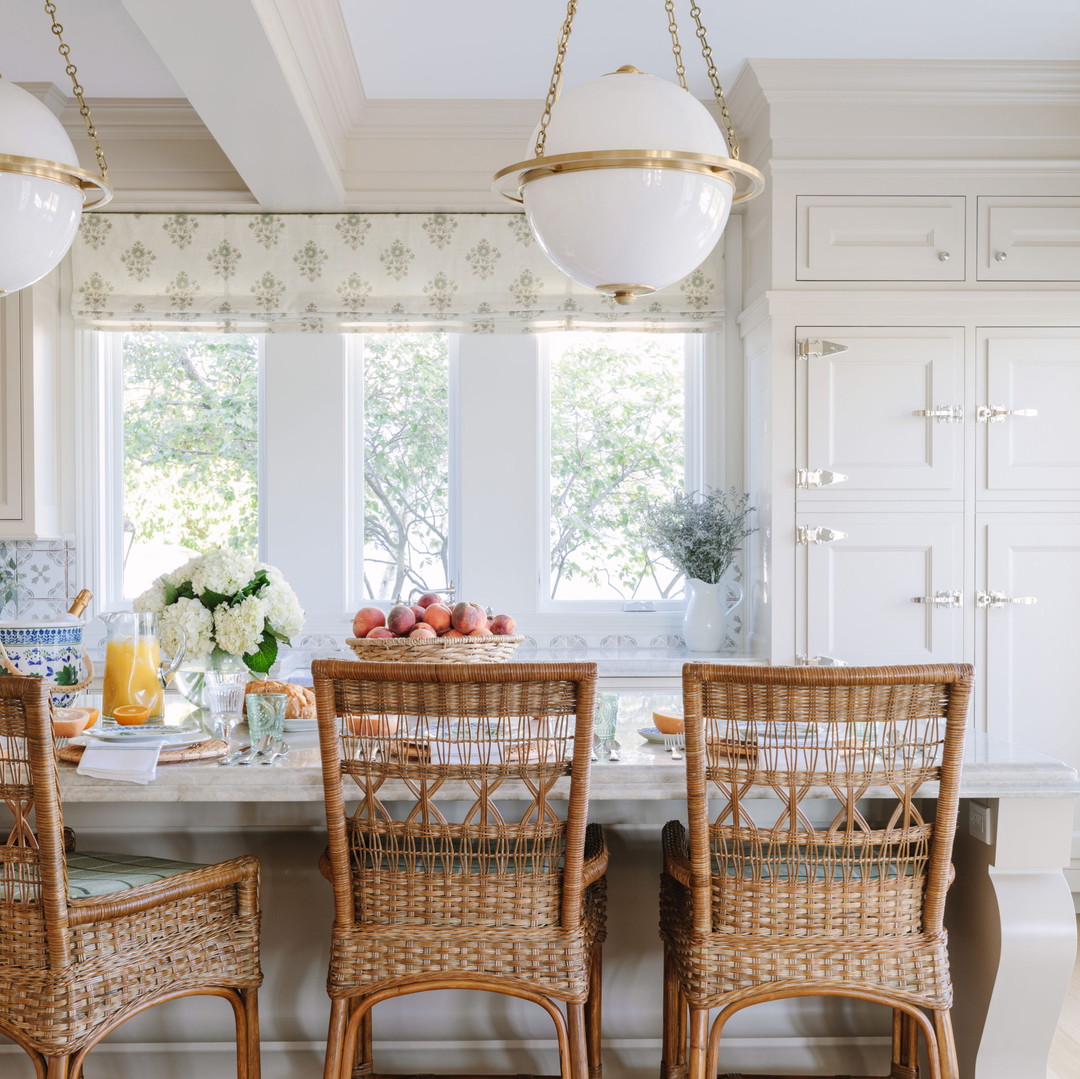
[243,679,316,719]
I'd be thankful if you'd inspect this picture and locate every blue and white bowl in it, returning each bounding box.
[0,619,86,707]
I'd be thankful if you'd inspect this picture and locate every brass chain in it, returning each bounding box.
[534,0,578,158]
[664,0,688,90]
[688,2,740,160]
[43,0,109,181]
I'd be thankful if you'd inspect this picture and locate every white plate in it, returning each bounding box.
[283,717,318,732]
[639,726,670,744]
[85,724,197,744]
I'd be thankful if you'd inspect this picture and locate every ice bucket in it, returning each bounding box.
[0,618,94,707]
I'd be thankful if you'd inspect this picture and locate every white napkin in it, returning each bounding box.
[77,741,164,784]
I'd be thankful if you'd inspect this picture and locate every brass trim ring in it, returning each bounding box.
[0,152,113,209]
[493,148,764,207]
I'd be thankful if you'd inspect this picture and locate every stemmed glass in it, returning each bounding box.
[206,668,247,750]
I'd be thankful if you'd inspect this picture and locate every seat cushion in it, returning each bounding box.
[66,850,209,899]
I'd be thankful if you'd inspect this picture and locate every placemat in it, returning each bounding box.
[59,739,229,764]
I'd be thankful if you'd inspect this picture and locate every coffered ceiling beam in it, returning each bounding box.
[119,0,344,210]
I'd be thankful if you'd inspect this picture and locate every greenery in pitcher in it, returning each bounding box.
[642,487,757,585]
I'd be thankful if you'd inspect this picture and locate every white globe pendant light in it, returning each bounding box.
[493,2,763,305]
[0,3,112,296]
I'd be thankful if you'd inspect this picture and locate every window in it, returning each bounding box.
[358,333,451,602]
[547,332,693,603]
[112,332,260,600]
[87,330,724,642]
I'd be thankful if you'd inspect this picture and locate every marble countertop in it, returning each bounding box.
[56,691,1080,804]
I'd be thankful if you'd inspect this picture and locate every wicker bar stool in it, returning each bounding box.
[659,662,974,1079]
[311,659,608,1079]
[0,675,262,1079]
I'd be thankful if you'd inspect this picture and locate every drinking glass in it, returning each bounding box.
[246,692,287,748]
[207,681,246,744]
[594,693,620,762]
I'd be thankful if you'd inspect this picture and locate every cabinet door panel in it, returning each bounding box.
[801,328,965,499]
[802,514,964,665]
[982,520,1080,774]
[981,330,1080,497]
[797,196,965,281]
[978,198,1080,281]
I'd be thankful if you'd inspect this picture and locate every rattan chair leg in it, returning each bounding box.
[660,941,686,1079]
[933,1010,959,1079]
[45,1055,71,1079]
[351,1001,373,1078]
[890,1008,919,1079]
[237,986,262,1079]
[687,1005,711,1079]
[324,998,352,1079]
[586,943,603,1079]
[566,1001,590,1079]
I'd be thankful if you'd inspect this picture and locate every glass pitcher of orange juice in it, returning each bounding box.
[100,612,186,721]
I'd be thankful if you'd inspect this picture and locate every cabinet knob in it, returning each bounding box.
[995,251,1008,263]
[938,251,951,263]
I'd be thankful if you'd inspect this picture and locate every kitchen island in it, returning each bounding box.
[22,692,1078,1079]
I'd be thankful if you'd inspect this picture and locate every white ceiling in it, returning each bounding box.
[2,0,1078,210]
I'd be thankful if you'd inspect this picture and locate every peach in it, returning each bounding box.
[442,628,465,637]
[468,627,493,637]
[365,626,395,638]
[416,592,442,608]
[345,713,399,737]
[422,603,452,632]
[352,605,386,638]
[410,604,426,621]
[489,613,516,636]
[451,601,485,634]
[387,604,417,636]
[408,624,437,638]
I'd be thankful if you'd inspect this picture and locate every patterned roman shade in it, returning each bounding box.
[69,212,724,334]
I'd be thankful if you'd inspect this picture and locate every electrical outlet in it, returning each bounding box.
[968,801,994,845]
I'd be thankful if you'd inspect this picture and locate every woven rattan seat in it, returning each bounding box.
[311,659,608,1079]
[659,663,974,1079]
[0,675,262,1079]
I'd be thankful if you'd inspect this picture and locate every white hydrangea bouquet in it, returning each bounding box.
[134,547,304,675]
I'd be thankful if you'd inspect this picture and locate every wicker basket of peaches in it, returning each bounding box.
[346,593,523,663]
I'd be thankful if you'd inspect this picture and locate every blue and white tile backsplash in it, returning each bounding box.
[0,539,77,620]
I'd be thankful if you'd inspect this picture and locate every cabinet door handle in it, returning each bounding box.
[912,590,963,608]
[797,526,847,546]
[995,251,1008,263]
[797,654,848,666]
[938,251,951,263]
[977,405,1038,423]
[976,590,1038,609]
[912,405,964,422]
[796,468,849,488]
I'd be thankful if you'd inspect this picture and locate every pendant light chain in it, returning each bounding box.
[688,2,740,160]
[534,0,578,158]
[665,0,689,91]
[44,0,109,182]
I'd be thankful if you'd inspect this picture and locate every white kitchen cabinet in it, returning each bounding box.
[797,327,965,500]
[799,512,965,666]
[978,329,1080,498]
[978,197,1080,281]
[0,283,62,538]
[796,196,966,281]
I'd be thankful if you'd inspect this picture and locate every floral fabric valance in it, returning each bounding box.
[69,212,724,334]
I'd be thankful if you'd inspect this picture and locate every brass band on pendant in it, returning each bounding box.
[492,148,765,206]
[0,152,113,208]
[594,283,657,306]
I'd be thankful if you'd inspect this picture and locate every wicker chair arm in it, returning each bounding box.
[62,826,76,853]
[582,822,609,888]
[67,854,261,927]
[661,819,694,887]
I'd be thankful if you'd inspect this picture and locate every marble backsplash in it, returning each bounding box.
[0,539,78,620]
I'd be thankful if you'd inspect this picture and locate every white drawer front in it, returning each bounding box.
[797,196,966,281]
[979,198,1080,281]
